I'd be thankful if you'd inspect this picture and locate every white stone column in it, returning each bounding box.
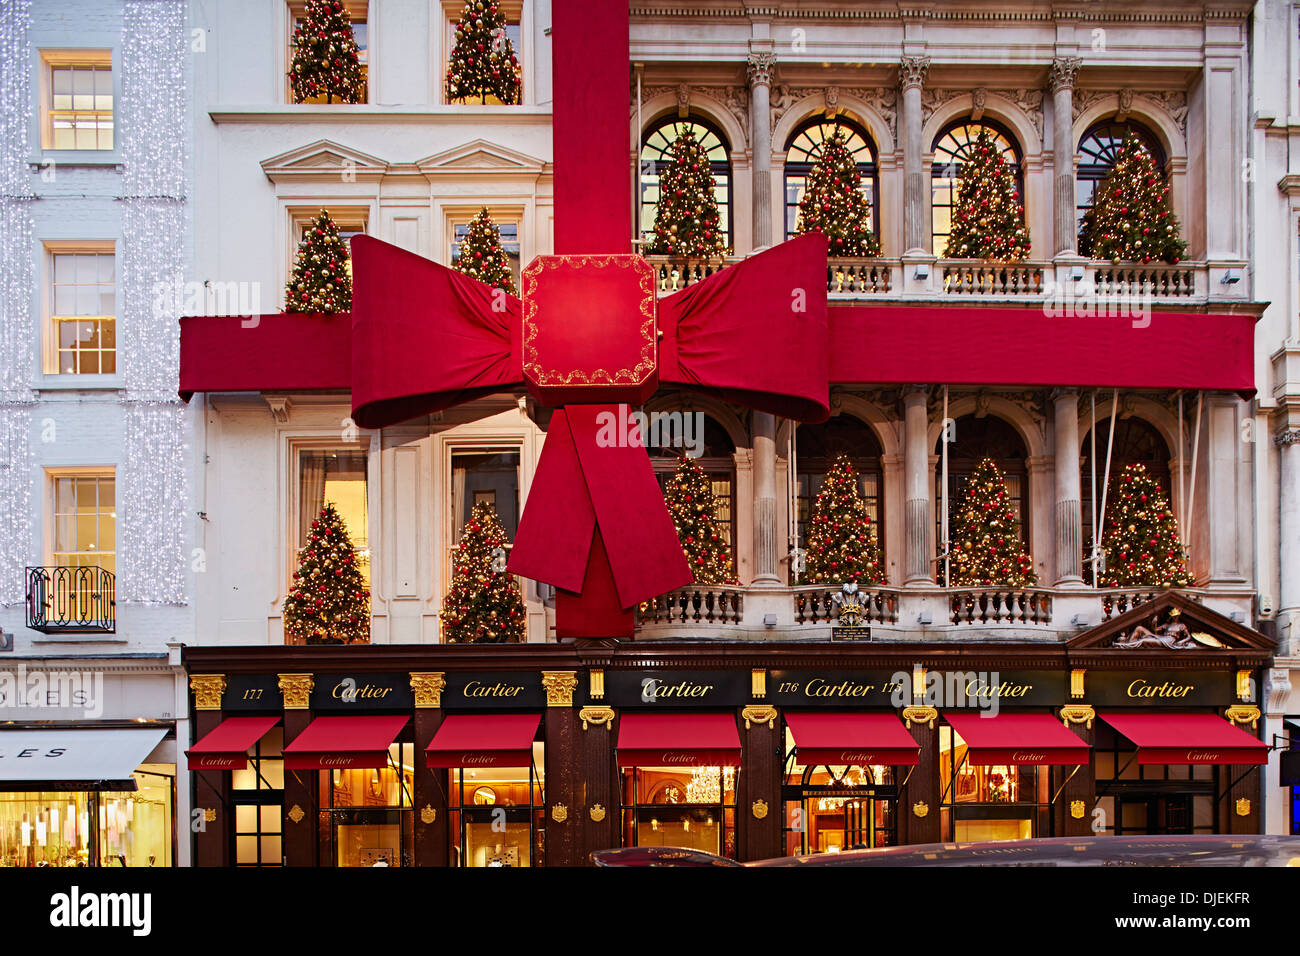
[1048,57,1080,257]
[899,56,930,255]
[1206,396,1248,584]
[747,52,775,249]
[751,410,780,584]
[903,386,933,584]
[1277,429,1300,654]
[1053,389,1084,585]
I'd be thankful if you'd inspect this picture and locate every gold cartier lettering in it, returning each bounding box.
[462,680,525,698]
[646,680,715,699]
[1125,679,1194,699]
[805,678,876,698]
[331,681,394,701]
[964,679,1032,699]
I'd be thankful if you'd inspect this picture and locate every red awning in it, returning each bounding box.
[282,715,409,770]
[185,716,279,771]
[945,712,1091,765]
[785,712,920,767]
[616,713,742,768]
[425,714,541,768]
[1101,712,1268,765]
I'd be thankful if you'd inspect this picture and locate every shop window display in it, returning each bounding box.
[447,742,544,867]
[939,725,1052,842]
[620,766,737,857]
[318,742,415,867]
[781,727,897,855]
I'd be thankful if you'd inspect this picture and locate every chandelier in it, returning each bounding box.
[685,766,734,803]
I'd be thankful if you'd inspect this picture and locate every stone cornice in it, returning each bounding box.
[629,2,1250,23]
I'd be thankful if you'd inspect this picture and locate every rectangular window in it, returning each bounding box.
[233,728,285,867]
[450,449,520,543]
[49,247,116,375]
[442,0,523,104]
[290,208,368,281]
[619,766,737,859]
[450,215,521,289]
[297,448,369,588]
[448,742,544,867]
[939,724,1053,842]
[41,51,113,150]
[318,743,414,867]
[287,1,368,104]
[51,471,115,575]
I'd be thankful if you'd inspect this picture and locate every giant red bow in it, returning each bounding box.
[350,233,830,637]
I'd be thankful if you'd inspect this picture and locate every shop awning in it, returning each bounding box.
[0,727,168,791]
[185,716,279,771]
[281,715,409,770]
[944,712,1090,765]
[785,712,920,767]
[425,714,541,768]
[1101,712,1268,765]
[616,713,742,768]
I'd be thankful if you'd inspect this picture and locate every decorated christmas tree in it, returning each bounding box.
[1079,134,1186,264]
[647,128,729,261]
[445,0,521,105]
[288,0,365,104]
[284,210,352,313]
[283,502,370,644]
[947,458,1037,587]
[440,502,526,643]
[795,129,881,257]
[802,454,886,586]
[663,456,736,586]
[1099,463,1193,588]
[943,128,1030,261]
[453,207,516,294]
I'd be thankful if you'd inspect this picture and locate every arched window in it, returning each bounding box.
[1079,416,1173,574]
[640,117,733,250]
[783,116,879,241]
[794,415,884,555]
[649,413,737,561]
[1076,121,1167,232]
[931,119,1023,257]
[935,414,1029,571]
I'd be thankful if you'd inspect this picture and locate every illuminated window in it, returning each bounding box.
[620,764,737,859]
[1076,121,1166,232]
[782,724,897,855]
[319,743,415,867]
[51,471,115,576]
[233,728,285,867]
[931,119,1023,257]
[784,116,879,240]
[940,724,1053,842]
[287,1,368,103]
[41,51,113,150]
[49,247,116,375]
[449,212,521,289]
[648,414,736,562]
[448,741,544,867]
[640,117,732,250]
[795,415,884,565]
[442,0,523,104]
[297,448,369,591]
[290,208,367,280]
[1079,416,1173,576]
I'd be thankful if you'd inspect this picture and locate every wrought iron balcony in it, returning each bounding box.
[25,566,116,634]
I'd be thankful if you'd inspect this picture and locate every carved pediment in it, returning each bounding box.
[416,139,549,178]
[260,140,390,183]
[1069,591,1273,653]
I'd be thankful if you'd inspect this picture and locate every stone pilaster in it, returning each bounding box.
[903,386,933,584]
[899,56,931,254]
[1053,389,1084,585]
[1048,56,1081,257]
[747,51,776,248]
[751,410,780,583]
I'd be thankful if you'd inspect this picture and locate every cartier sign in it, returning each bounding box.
[940,670,1064,708]
[768,670,904,708]
[1088,670,1236,707]
[600,671,749,707]
[221,675,281,712]
[311,673,414,711]
[443,672,545,709]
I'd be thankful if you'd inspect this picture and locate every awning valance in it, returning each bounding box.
[425,714,540,769]
[0,727,167,791]
[1101,712,1267,765]
[185,716,279,771]
[616,713,741,768]
[944,712,1090,766]
[785,712,920,767]
[281,715,409,770]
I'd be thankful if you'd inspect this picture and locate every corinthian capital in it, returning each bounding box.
[899,55,930,92]
[747,52,776,88]
[1048,56,1081,94]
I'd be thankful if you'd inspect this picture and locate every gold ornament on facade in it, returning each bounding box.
[741,704,778,730]
[277,673,314,710]
[1070,668,1086,700]
[551,803,568,823]
[410,672,447,709]
[751,668,766,699]
[203,807,217,823]
[912,801,929,818]
[190,674,227,711]
[902,705,938,730]
[589,668,605,700]
[1235,797,1252,817]
[287,804,305,824]
[541,670,578,707]
[1236,670,1253,702]
[751,799,769,820]
[1224,704,1261,730]
[589,804,606,822]
[1070,800,1086,819]
[420,804,437,824]
[1059,704,1095,730]
[579,705,616,731]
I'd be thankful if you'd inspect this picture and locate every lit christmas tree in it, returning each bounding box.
[802,454,886,586]
[288,0,365,104]
[947,458,1037,587]
[1099,463,1193,588]
[440,502,526,643]
[284,210,352,313]
[445,0,521,105]
[453,207,516,294]
[283,503,370,644]
[1079,134,1186,265]
[647,128,729,261]
[663,456,736,586]
[943,128,1030,261]
[795,129,880,257]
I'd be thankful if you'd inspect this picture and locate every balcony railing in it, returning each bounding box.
[1092,262,1197,299]
[949,588,1053,626]
[639,585,745,625]
[792,584,899,624]
[941,260,1046,296]
[25,566,116,634]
